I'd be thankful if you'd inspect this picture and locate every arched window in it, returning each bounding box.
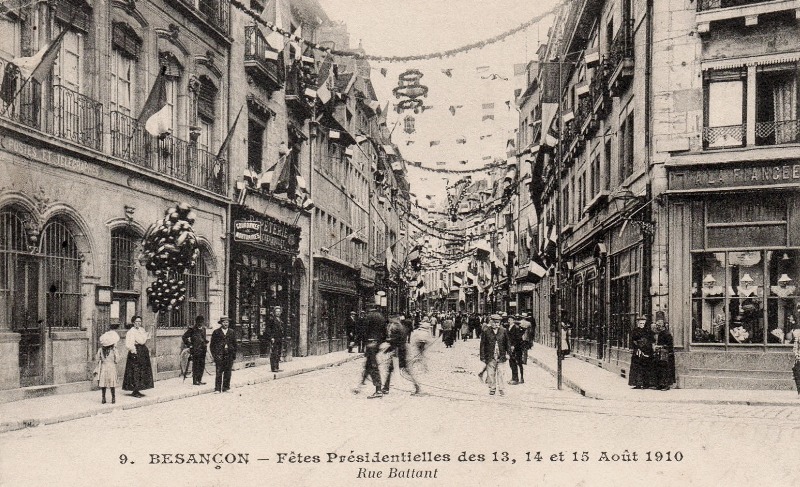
[0,209,31,331]
[40,219,82,329]
[159,250,212,328]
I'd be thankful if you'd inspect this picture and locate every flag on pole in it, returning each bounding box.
[10,26,70,84]
[259,161,279,191]
[216,105,244,159]
[138,67,171,137]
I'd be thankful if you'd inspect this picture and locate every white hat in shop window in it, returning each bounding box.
[737,274,758,297]
[771,274,796,298]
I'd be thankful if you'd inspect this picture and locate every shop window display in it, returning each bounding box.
[692,250,799,345]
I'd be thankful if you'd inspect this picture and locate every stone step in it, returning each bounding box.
[679,375,795,390]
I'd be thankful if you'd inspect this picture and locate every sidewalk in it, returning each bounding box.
[529,343,800,406]
[0,351,362,434]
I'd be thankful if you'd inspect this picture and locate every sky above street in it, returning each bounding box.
[316,0,557,209]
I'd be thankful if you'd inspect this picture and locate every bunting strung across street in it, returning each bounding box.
[405,160,505,174]
[229,0,564,62]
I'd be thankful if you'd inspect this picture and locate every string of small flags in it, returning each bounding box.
[229,0,563,62]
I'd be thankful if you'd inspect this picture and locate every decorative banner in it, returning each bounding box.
[406,160,505,174]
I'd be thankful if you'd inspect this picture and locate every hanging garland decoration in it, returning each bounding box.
[141,203,200,313]
[229,0,564,62]
[406,160,506,174]
[403,190,514,235]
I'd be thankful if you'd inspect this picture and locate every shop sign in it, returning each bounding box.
[668,162,800,191]
[317,261,358,294]
[233,218,300,252]
[1,136,103,177]
[234,221,262,242]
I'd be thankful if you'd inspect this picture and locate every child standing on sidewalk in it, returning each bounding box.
[96,329,120,404]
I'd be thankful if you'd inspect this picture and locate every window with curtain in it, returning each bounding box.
[756,63,799,146]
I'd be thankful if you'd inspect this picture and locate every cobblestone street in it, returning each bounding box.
[2,338,799,487]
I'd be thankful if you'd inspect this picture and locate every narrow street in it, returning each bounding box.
[2,337,799,487]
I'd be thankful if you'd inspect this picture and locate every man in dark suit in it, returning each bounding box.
[507,315,525,385]
[268,306,285,372]
[182,315,208,385]
[479,314,510,396]
[353,305,387,399]
[211,316,237,393]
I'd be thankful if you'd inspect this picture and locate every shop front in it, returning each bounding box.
[230,210,301,360]
[667,161,800,389]
[312,259,359,355]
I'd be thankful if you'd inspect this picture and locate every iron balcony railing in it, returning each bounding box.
[182,0,229,33]
[607,19,634,78]
[1,81,103,151]
[52,84,103,151]
[110,111,227,195]
[697,0,774,11]
[244,25,284,90]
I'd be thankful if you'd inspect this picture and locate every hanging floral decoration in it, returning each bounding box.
[141,203,199,312]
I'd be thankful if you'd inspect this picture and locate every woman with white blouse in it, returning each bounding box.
[122,315,154,397]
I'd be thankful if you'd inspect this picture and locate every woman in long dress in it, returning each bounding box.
[628,316,652,389]
[122,315,154,397]
[651,322,676,390]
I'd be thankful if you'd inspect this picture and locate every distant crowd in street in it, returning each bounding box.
[348,307,536,398]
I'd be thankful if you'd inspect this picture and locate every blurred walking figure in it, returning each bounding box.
[480,314,510,396]
[405,318,434,396]
[380,316,408,394]
[95,326,120,404]
[353,305,386,398]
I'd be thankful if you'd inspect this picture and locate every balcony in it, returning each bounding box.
[607,19,634,97]
[244,26,284,93]
[167,0,230,40]
[574,96,596,141]
[696,0,800,33]
[590,60,611,117]
[2,82,102,152]
[702,123,746,149]
[755,119,800,145]
[285,64,314,119]
[110,111,227,195]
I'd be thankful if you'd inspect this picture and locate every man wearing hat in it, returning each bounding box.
[479,314,510,396]
[210,316,237,393]
[353,305,387,398]
[268,307,285,373]
[507,315,525,385]
[182,316,209,385]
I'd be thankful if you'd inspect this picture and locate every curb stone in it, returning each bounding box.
[0,354,363,434]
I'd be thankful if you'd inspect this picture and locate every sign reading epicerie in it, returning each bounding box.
[668,162,800,191]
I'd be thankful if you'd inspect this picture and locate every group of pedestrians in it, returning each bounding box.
[478,313,535,396]
[91,307,291,403]
[628,315,676,391]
